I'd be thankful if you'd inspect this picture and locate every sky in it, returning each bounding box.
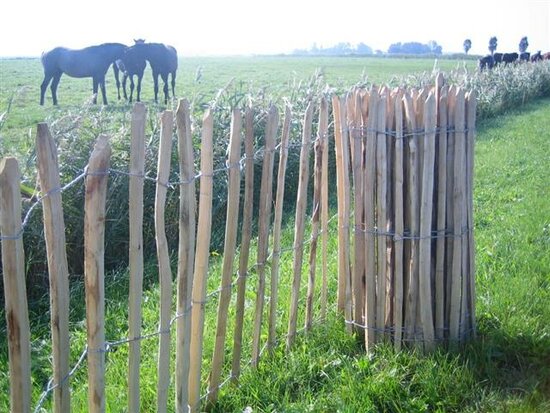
[1,0,548,57]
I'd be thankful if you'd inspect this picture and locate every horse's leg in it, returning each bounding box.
[136,73,143,102]
[113,63,121,100]
[129,75,135,103]
[153,71,159,103]
[50,72,62,106]
[122,73,128,100]
[171,71,176,100]
[40,73,53,105]
[160,73,169,105]
[99,77,108,105]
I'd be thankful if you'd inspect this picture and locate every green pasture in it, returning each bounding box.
[1,56,549,412]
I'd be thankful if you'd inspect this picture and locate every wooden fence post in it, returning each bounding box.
[466,91,477,339]
[418,92,437,351]
[319,98,329,321]
[84,135,111,413]
[208,107,242,403]
[128,102,146,413]
[231,106,255,380]
[287,101,313,348]
[188,109,214,413]
[0,157,31,413]
[269,105,292,350]
[155,110,174,413]
[251,105,279,366]
[393,90,405,351]
[36,123,71,413]
[450,89,466,345]
[175,99,196,412]
[332,95,352,328]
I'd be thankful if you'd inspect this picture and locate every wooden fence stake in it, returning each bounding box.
[188,109,214,413]
[208,107,242,403]
[231,106,255,380]
[128,102,146,413]
[450,89,466,345]
[0,157,31,413]
[393,91,405,351]
[418,92,437,351]
[319,98,329,321]
[155,110,174,413]
[466,91,477,339]
[287,101,313,348]
[269,105,292,349]
[36,123,71,413]
[252,105,279,366]
[175,99,196,412]
[364,89,378,348]
[84,135,111,413]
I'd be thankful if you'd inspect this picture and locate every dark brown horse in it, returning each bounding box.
[119,41,177,104]
[40,43,127,105]
[116,40,147,103]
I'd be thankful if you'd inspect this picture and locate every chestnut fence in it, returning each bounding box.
[0,74,476,413]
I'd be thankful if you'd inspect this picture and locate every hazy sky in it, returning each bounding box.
[1,0,548,57]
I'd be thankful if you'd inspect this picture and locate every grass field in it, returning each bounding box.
[1,56,549,412]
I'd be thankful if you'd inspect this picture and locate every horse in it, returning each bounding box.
[501,52,519,65]
[40,43,127,105]
[530,51,542,62]
[124,41,178,104]
[493,53,503,66]
[116,40,147,103]
[479,55,494,71]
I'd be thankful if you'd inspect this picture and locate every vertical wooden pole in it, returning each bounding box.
[375,92,388,341]
[128,102,146,413]
[287,102,313,347]
[449,89,466,345]
[418,92,437,351]
[319,98,329,321]
[435,87,448,342]
[403,92,419,343]
[332,95,352,328]
[208,108,242,403]
[84,135,111,413]
[175,99,196,413]
[188,109,214,413]
[466,91,477,339]
[36,123,71,413]
[269,105,292,349]
[155,110,174,413]
[305,114,323,331]
[0,157,31,413]
[351,91,365,329]
[393,91,405,351]
[251,105,278,366]
[231,106,255,380]
[364,89,378,349]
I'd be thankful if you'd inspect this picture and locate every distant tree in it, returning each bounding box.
[356,42,373,55]
[489,36,498,55]
[388,41,440,55]
[519,36,529,53]
[463,39,472,54]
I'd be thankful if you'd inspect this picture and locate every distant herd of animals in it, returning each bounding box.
[39,40,177,106]
[478,50,550,71]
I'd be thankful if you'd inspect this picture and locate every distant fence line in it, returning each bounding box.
[0,73,476,413]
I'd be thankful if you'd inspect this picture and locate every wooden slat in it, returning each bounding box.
[0,157,31,413]
[36,123,71,413]
[84,135,111,413]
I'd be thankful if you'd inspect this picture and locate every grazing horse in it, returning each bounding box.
[531,51,543,62]
[493,53,503,66]
[125,41,178,104]
[501,52,519,65]
[479,55,494,71]
[40,43,127,105]
[116,40,147,103]
[519,52,530,62]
